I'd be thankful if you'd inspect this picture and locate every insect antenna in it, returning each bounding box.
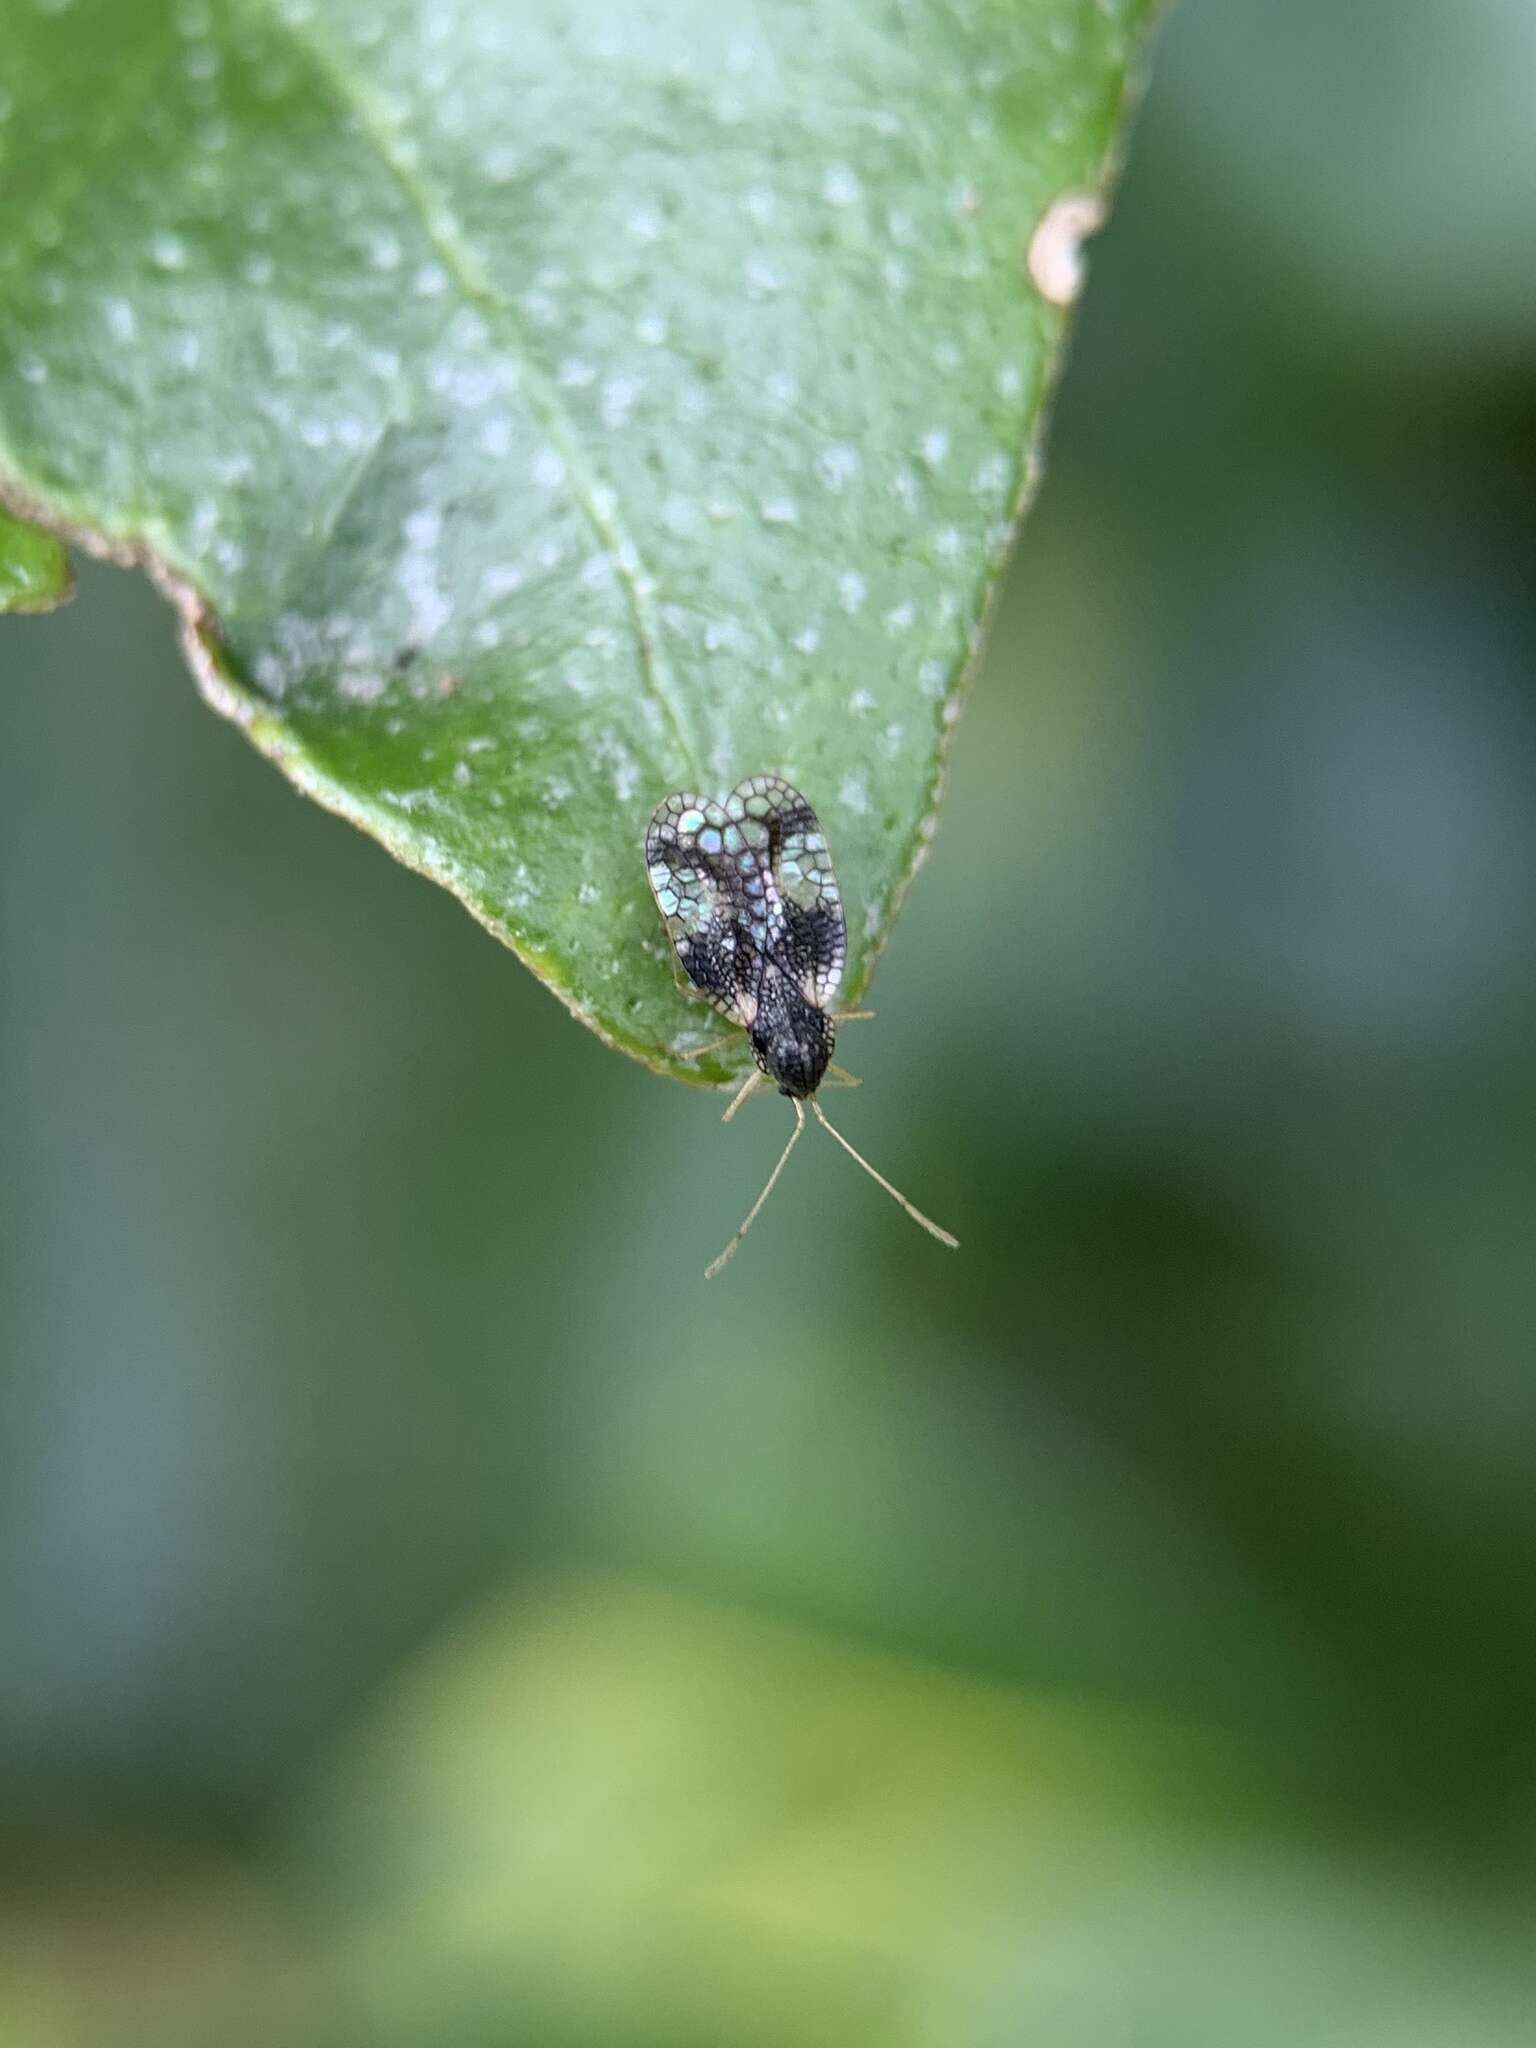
[706,1099,807,1278]
[810,1099,959,1249]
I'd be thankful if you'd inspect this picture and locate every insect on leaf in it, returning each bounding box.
[0,0,1160,1077]
[648,775,958,1273]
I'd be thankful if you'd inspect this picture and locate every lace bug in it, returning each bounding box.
[646,774,958,1275]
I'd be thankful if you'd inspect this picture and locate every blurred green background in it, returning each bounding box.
[4,2,1536,2042]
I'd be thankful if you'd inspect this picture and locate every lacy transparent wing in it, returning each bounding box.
[728,774,847,1008]
[646,789,765,1023]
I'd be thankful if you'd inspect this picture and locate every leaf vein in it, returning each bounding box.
[246,0,703,780]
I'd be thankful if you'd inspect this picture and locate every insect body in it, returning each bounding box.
[646,774,959,1276]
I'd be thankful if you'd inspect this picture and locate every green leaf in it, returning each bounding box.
[0,504,71,614]
[0,0,1156,1076]
[288,1571,1536,2048]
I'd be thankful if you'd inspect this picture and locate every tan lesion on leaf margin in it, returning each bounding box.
[865,48,1159,1004]
[863,180,1124,1003]
[0,466,697,1080]
[1026,191,1107,307]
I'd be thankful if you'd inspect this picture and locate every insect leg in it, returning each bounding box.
[706,1099,806,1278]
[823,1064,862,1088]
[683,1029,745,1060]
[834,1008,875,1023]
[721,1071,763,1122]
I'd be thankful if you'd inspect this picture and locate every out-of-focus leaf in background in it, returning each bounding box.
[0,0,1156,1073]
[0,506,70,614]
[286,1572,1536,2048]
[3,1,1536,2044]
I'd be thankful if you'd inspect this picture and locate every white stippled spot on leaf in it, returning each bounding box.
[823,163,861,207]
[814,444,861,492]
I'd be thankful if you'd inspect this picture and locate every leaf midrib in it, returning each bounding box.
[244,0,705,781]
